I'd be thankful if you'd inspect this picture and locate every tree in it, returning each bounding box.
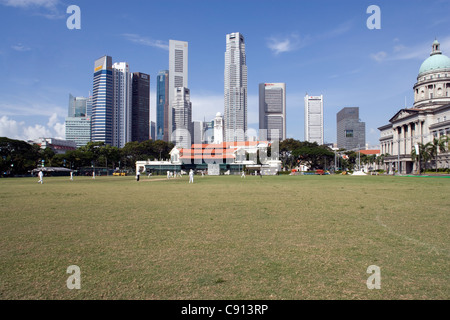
[367,154,377,170]
[151,140,174,161]
[120,141,141,171]
[279,139,303,170]
[411,142,431,173]
[428,135,449,172]
[292,142,334,170]
[79,141,105,168]
[375,154,387,168]
[98,144,120,170]
[41,147,57,166]
[0,137,40,175]
[340,151,357,171]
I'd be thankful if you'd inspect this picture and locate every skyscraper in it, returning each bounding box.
[337,107,366,150]
[192,120,204,144]
[91,55,114,145]
[86,96,93,118]
[172,87,192,149]
[259,83,286,142]
[112,62,132,148]
[169,40,188,141]
[68,94,88,117]
[156,70,169,141]
[304,94,324,145]
[65,117,91,148]
[224,32,248,142]
[66,93,91,147]
[150,121,156,141]
[131,72,150,143]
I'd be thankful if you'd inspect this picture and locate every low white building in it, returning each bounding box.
[31,138,77,154]
[136,141,281,175]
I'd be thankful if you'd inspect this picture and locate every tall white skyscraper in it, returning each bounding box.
[259,83,286,142]
[172,87,192,149]
[169,40,188,140]
[112,62,132,148]
[224,32,247,142]
[304,94,324,145]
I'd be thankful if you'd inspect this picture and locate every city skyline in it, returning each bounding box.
[1,0,450,147]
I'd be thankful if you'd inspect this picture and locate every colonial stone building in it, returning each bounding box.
[379,39,450,174]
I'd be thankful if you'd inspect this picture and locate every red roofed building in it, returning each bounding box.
[358,149,380,156]
[357,149,382,172]
[136,141,281,175]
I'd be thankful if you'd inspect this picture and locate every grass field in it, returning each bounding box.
[0,174,449,300]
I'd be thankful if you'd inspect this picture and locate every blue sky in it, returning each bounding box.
[1,0,450,147]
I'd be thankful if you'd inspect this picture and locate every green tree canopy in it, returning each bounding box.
[0,137,40,175]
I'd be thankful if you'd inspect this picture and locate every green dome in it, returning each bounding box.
[419,54,450,75]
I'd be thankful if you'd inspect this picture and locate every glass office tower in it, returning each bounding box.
[91,55,114,145]
[156,70,169,141]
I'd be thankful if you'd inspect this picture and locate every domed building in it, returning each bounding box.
[379,39,450,174]
[414,40,450,107]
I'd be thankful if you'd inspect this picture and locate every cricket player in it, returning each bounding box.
[38,170,44,184]
[189,169,194,184]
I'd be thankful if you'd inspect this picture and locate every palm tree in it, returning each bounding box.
[367,154,376,171]
[376,153,387,171]
[411,143,432,174]
[427,135,449,172]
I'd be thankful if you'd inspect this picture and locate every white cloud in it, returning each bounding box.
[266,22,351,56]
[370,51,388,62]
[393,44,407,53]
[0,0,59,8]
[0,0,63,19]
[53,122,65,139]
[47,113,65,139]
[11,43,31,52]
[47,112,58,127]
[0,99,65,118]
[0,116,23,138]
[23,124,53,140]
[370,37,450,63]
[0,115,64,141]
[267,38,293,55]
[122,34,169,51]
[267,33,302,55]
